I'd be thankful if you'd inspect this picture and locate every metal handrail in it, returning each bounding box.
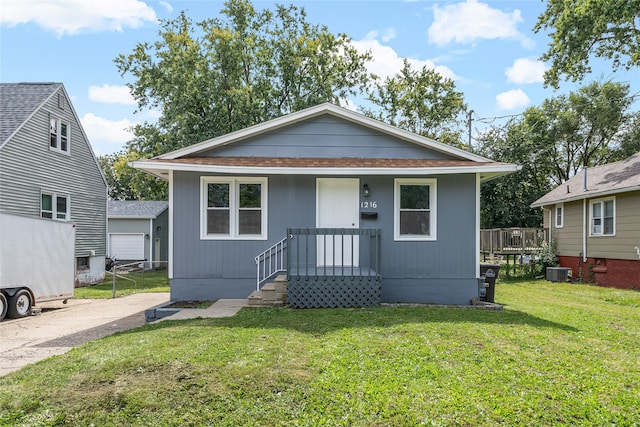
[255,235,291,290]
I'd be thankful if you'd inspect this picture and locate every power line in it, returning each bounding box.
[472,90,640,125]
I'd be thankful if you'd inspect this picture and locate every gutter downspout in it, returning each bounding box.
[582,199,587,262]
[582,167,588,263]
[149,217,154,269]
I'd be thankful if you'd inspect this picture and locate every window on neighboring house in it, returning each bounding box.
[201,177,267,239]
[394,178,437,241]
[77,256,90,271]
[555,204,564,228]
[590,198,615,236]
[50,116,70,153]
[41,192,70,220]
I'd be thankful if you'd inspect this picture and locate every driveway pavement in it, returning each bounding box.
[0,293,169,377]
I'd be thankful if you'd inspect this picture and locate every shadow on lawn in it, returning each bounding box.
[144,305,579,335]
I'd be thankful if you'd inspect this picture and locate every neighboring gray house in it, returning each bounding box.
[108,200,169,266]
[133,103,518,306]
[531,152,640,289]
[0,82,107,285]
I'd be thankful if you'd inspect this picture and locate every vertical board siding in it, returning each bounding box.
[172,171,478,301]
[0,88,107,257]
[199,116,455,160]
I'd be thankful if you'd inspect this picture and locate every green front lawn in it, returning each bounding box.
[74,269,170,299]
[2,281,638,426]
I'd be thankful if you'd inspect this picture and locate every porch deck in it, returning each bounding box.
[286,228,382,308]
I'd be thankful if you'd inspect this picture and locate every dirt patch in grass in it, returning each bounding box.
[163,300,216,309]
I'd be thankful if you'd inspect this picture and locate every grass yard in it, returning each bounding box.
[74,269,170,299]
[1,281,639,426]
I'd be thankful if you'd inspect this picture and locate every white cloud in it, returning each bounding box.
[159,1,173,13]
[506,58,548,84]
[496,89,530,110]
[354,31,458,81]
[89,84,136,105]
[381,27,396,43]
[428,0,533,48]
[1,0,156,36]
[81,113,136,148]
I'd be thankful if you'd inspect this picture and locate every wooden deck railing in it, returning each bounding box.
[480,228,548,255]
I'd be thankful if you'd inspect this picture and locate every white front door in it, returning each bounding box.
[316,178,360,267]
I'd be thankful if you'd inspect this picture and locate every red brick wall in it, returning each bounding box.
[558,256,640,289]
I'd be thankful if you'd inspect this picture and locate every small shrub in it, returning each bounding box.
[534,238,558,276]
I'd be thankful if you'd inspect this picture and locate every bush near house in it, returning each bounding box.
[1,281,638,426]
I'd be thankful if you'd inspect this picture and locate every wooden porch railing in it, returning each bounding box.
[286,228,382,308]
[286,228,381,279]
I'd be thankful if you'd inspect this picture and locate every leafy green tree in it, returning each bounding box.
[478,122,554,228]
[98,152,133,200]
[535,0,640,88]
[116,0,371,158]
[479,81,639,228]
[98,152,166,200]
[114,0,372,198]
[527,81,638,184]
[364,59,467,147]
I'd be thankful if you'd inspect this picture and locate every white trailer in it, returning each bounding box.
[0,212,75,320]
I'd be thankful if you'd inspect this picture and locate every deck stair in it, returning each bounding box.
[248,275,288,307]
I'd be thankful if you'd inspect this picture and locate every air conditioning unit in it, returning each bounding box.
[546,267,570,282]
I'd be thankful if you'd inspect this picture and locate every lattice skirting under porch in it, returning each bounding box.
[287,277,381,308]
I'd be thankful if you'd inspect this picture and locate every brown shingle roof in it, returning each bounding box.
[531,151,640,207]
[150,156,497,168]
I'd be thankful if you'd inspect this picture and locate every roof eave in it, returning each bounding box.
[530,184,640,208]
[131,160,520,181]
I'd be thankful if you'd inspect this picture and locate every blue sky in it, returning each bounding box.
[1,0,638,156]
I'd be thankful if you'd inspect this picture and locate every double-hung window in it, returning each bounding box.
[555,204,564,228]
[590,198,615,236]
[201,177,267,239]
[41,192,70,220]
[394,178,437,241]
[50,116,70,153]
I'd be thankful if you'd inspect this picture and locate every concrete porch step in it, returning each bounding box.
[248,276,288,307]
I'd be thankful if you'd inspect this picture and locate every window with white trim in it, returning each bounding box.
[50,116,70,153]
[41,192,70,220]
[201,177,267,239]
[394,178,437,241]
[555,204,564,228]
[590,198,615,236]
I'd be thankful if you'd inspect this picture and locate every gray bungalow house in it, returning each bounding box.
[0,82,107,285]
[132,103,518,306]
[108,200,169,266]
[531,152,640,289]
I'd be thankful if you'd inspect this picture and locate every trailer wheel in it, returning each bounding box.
[0,292,7,321]
[8,289,32,319]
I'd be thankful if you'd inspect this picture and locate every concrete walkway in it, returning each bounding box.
[158,299,249,321]
[1,293,169,376]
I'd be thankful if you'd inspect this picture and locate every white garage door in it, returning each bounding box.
[109,234,144,260]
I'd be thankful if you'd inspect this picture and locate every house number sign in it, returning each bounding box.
[360,201,378,209]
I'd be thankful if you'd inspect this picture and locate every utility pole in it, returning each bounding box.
[467,109,474,152]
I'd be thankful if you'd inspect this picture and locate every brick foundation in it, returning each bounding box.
[558,256,640,289]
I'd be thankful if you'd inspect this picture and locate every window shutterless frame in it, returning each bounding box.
[200,177,268,240]
[555,203,564,228]
[41,191,70,221]
[589,197,615,237]
[394,178,437,241]
[49,115,70,155]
